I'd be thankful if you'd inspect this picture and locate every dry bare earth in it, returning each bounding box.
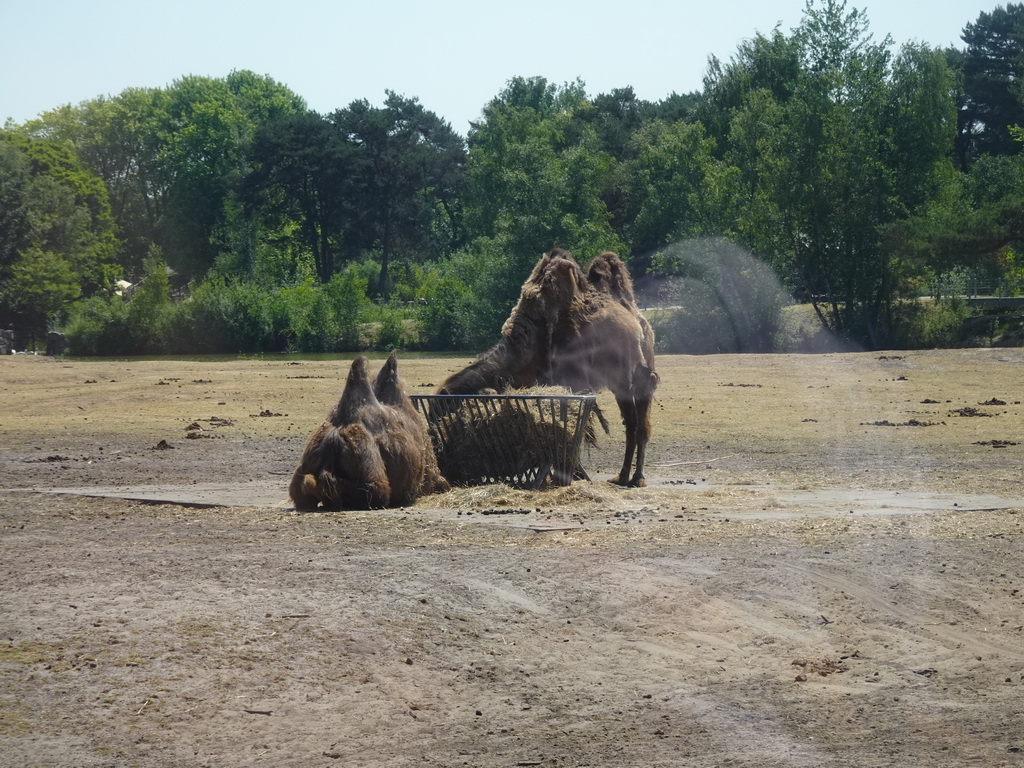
[1,349,1023,768]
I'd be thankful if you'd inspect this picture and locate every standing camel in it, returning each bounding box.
[290,351,449,510]
[438,248,658,487]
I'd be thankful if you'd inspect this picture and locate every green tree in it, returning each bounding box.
[157,74,257,278]
[0,139,32,278]
[24,88,166,276]
[0,132,120,340]
[778,0,898,344]
[702,3,966,346]
[956,4,1024,166]
[697,28,802,152]
[578,87,656,162]
[2,132,119,292]
[885,139,1024,285]
[333,93,466,297]
[622,119,738,265]
[723,88,789,262]
[464,77,624,301]
[695,28,803,280]
[243,110,359,284]
[23,72,305,282]
[887,43,959,213]
[6,247,81,344]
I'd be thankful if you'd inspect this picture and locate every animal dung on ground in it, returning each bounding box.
[411,393,596,489]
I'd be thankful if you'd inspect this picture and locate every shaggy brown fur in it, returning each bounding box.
[290,352,449,510]
[438,248,659,487]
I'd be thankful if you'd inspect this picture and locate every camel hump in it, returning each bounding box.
[332,355,378,425]
[586,251,636,306]
[373,350,407,407]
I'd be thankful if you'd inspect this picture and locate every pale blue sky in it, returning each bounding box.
[0,0,999,135]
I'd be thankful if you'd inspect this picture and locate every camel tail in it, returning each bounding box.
[645,367,660,396]
[592,402,612,436]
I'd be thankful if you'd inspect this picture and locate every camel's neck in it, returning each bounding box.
[439,337,542,394]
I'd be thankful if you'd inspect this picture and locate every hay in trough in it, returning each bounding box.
[411,391,597,489]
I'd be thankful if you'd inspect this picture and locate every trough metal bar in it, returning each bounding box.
[456,397,481,483]
[474,397,513,485]
[465,397,498,483]
[505,398,541,487]
[541,398,568,487]
[565,400,594,484]
[424,400,454,480]
[552,401,571,485]
[528,399,553,486]
[475,397,497,483]
[571,400,596,460]
[482,396,527,486]
[554,400,579,486]
[527,399,552,488]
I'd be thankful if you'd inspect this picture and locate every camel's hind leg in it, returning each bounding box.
[610,397,640,487]
[610,395,652,488]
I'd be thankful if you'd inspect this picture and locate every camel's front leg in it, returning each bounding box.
[628,440,647,487]
[610,398,639,486]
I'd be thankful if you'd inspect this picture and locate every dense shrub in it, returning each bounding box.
[888,298,980,349]
[369,303,405,350]
[65,295,134,355]
[66,253,169,354]
[65,269,383,355]
[416,276,470,350]
[273,281,336,352]
[162,279,281,354]
[325,268,370,350]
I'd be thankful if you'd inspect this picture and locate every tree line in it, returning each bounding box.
[2,0,1023,354]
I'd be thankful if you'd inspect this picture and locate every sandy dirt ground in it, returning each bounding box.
[1,349,1023,767]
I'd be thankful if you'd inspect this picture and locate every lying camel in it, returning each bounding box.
[290,352,449,510]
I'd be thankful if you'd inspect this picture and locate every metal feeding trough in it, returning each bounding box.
[411,394,597,489]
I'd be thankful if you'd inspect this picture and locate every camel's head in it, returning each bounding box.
[538,254,587,320]
[502,248,586,340]
[292,422,391,510]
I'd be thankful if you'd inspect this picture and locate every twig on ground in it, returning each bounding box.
[647,454,737,469]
